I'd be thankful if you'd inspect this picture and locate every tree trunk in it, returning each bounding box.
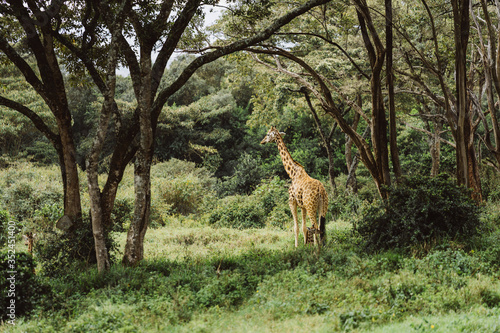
[355,0,391,197]
[475,0,500,172]
[386,0,402,182]
[122,154,152,266]
[345,106,361,193]
[123,51,154,266]
[346,154,359,193]
[452,0,482,201]
[58,118,82,227]
[87,169,110,273]
[86,2,128,272]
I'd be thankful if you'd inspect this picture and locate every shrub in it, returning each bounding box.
[208,177,291,229]
[32,203,64,232]
[152,159,216,217]
[354,175,481,253]
[216,152,266,196]
[111,198,133,232]
[0,251,51,320]
[0,164,63,222]
[0,210,11,247]
[253,177,291,229]
[208,195,266,229]
[34,213,116,277]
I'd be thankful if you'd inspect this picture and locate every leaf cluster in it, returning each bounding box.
[355,174,482,253]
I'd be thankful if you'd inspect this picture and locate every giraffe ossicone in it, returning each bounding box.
[261,126,328,247]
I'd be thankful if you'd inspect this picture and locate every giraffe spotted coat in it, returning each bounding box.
[261,126,328,247]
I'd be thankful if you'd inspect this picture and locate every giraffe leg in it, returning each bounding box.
[301,208,308,245]
[308,211,321,246]
[289,199,299,247]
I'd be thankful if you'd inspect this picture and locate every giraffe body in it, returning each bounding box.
[261,126,328,247]
[23,232,34,254]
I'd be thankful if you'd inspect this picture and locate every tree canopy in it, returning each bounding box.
[1,0,500,271]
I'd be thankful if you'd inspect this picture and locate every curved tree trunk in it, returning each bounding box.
[452,0,482,201]
[58,118,82,227]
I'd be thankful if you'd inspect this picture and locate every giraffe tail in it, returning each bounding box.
[319,216,326,241]
[319,191,327,242]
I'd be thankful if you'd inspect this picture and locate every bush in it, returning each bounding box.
[34,214,116,277]
[208,195,266,229]
[208,177,290,229]
[152,159,216,217]
[0,251,51,320]
[253,177,291,229]
[0,210,11,247]
[355,175,481,253]
[110,198,133,232]
[32,203,63,232]
[0,164,63,222]
[216,152,266,196]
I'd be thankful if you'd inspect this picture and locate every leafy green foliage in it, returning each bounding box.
[355,175,482,252]
[209,195,266,229]
[152,159,216,218]
[156,90,251,177]
[0,251,51,320]
[397,125,456,177]
[0,210,10,247]
[208,177,290,229]
[110,198,134,233]
[4,206,500,331]
[34,214,117,277]
[33,203,64,232]
[0,164,63,222]
[0,64,53,160]
[216,152,266,196]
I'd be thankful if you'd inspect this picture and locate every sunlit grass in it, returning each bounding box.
[114,219,348,262]
[4,214,500,333]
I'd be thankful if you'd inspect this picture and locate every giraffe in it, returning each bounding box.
[22,232,35,255]
[261,126,328,247]
[22,232,36,274]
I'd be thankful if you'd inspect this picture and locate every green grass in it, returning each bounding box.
[115,222,292,262]
[3,219,500,333]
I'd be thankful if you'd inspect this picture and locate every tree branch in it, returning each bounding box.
[0,95,59,145]
[274,31,370,79]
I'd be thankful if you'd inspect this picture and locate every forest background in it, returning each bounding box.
[1,0,500,331]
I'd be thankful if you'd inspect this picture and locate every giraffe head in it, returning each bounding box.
[260,126,286,144]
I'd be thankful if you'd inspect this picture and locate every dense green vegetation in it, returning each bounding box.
[1,161,500,332]
[2,0,500,331]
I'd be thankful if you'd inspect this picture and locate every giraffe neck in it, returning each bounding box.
[275,136,304,180]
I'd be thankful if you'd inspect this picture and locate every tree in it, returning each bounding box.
[1,0,332,272]
[62,0,334,270]
[471,0,500,173]
[0,1,82,227]
[451,0,482,201]
[396,0,482,201]
[117,0,333,267]
[242,0,398,198]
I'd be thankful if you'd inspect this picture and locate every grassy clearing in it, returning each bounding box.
[114,221,292,262]
[3,218,500,332]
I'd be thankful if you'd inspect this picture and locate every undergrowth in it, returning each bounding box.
[4,218,500,332]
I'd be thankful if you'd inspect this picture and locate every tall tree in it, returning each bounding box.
[451,0,481,201]
[396,0,482,200]
[244,0,397,198]
[471,0,500,173]
[0,1,82,227]
[85,0,130,273]
[57,0,333,270]
[386,0,402,182]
